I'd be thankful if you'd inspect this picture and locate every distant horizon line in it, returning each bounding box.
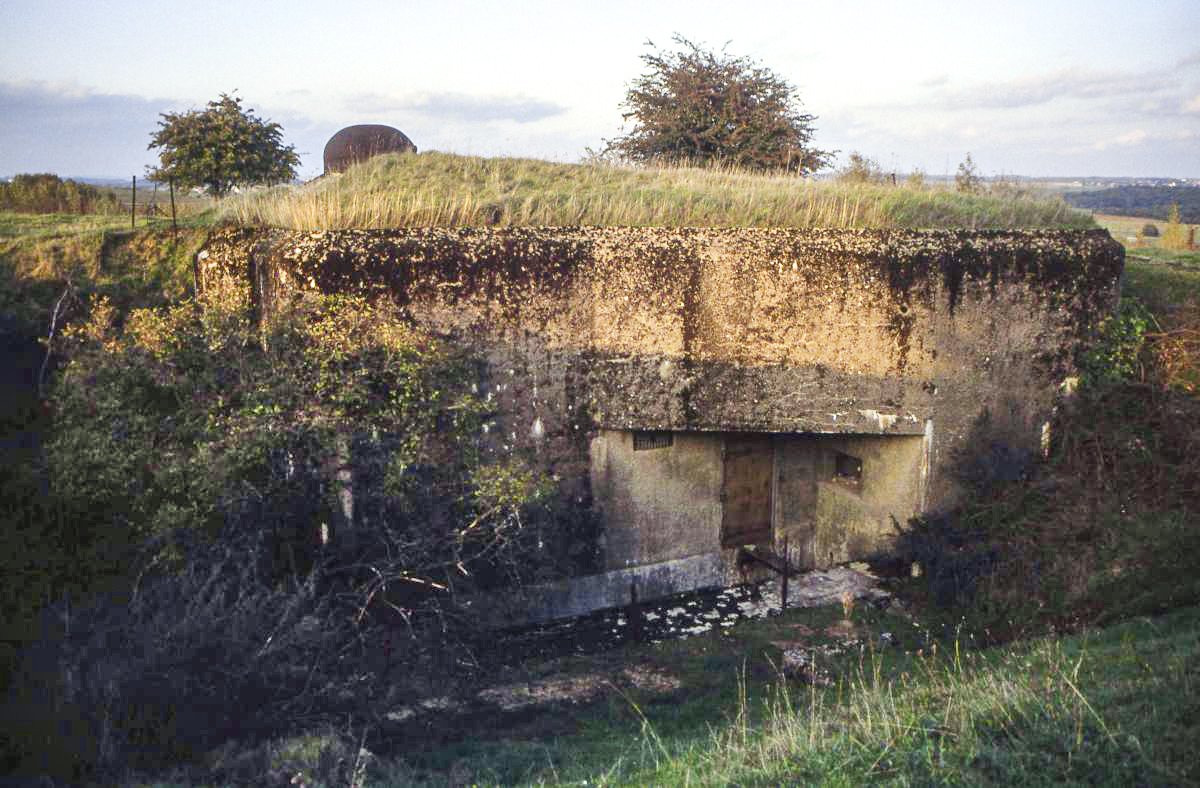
[3,171,1200,185]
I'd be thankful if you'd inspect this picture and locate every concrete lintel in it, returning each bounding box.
[598,421,928,437]
[475,553,725,627]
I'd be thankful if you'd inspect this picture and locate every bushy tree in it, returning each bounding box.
[955,152,983,194]
[837,152,887,184]
[603,35,832,174]
[0,173,121,214]
[147,93,299,197]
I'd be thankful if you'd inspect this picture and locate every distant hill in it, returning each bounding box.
[1063,185,1200,222]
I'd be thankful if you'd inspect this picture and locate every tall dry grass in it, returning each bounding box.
[219,152,1093,231]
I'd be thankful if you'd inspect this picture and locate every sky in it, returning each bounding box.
[1,0,1198,180]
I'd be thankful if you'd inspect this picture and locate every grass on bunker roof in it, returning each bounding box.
[218,151,1094,232]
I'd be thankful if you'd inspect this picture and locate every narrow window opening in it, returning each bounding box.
[633,431,673,451]
[832,450,863,488]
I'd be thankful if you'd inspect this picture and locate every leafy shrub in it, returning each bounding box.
[955,153,983,194]
[3,286,572,777]
[1077,296,1154,385]
[47,288,553,589]
[837,152,889,185]
[895,380,1200,643]
[893,513,998,608]
[1161,203,1193,251]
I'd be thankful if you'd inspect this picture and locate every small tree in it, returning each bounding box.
[147,93,299,197]
[603,35,832,174]
[1161,203,1192,250]
[955,153,983,194]
[837,152,887,184]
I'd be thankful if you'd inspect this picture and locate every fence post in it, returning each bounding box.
[130,175,136,229]
[169,177,177,236]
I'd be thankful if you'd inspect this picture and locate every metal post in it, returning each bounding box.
[781,535,789,611]
[628,581,642,642]
[130,175,136,229]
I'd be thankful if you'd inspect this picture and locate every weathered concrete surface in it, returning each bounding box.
[774,432,926,569]
[197,226,1123,583]
[590,430,722,570]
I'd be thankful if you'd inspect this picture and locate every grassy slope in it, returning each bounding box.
[219,151,1094,230]
[0,211,208,324]
[132,602,1200,787]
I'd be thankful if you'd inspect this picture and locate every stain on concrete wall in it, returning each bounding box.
[197,226,1123,585]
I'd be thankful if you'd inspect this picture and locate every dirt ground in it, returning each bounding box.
[367,566,915,758]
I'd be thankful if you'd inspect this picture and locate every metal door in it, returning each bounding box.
[721,435,773,547]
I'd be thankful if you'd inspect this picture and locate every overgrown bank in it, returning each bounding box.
[0,218,209,634]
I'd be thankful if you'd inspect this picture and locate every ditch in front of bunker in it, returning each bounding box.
[473,566,896,668]
[375,566,914,741]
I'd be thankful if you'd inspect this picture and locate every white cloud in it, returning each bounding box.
[342,91,567,125]
[1106,129,1148,149]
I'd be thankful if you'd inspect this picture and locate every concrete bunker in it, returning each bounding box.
[592,427,927,574]
[196,226,1124,622]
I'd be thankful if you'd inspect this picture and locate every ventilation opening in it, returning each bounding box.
[832,450,863,488]
[633,431,673,451]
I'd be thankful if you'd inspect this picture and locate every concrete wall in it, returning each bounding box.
[774,432,926,569]
[589,430,722,571]
[197,226,1123,604]
[587,428,927,578]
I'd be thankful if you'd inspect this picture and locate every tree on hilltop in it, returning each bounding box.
[147,93,299,197]
[602,35,833,174]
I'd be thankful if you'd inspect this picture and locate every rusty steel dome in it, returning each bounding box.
[322,124,417,174]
